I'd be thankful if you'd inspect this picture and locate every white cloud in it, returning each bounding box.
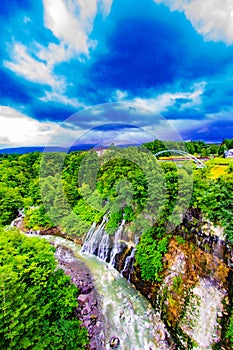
[154,0,233,44]
[36,42,70,68]
[113,90,129,100]
[0,106,55,147]
[42,0,113,56]
[206,106,233,121]
[43,0,89,55]
[39,91,83,108]
[0,106,81,148]
[0,103,199,149]
[169,118,204,132]
[99,0,113,16]
[4,1,113,105]
[0,103,186,149]
[4,43,64,89]
[114,82,206,114]
[23,16,31,24]
[130,94,176,113]
[179,82,206,110]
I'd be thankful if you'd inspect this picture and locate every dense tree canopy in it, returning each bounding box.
[0,229,88,349]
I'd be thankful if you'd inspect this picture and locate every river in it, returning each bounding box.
[40,235,171,350]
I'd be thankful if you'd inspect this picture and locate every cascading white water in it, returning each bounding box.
[10,208,25,227]
[97,232,111,261]
[81,216,107,255]
[109,219,126,266]
[180,278,226,349]
[82,218,129,268]
[121,244,137,281]
[43,235,171,350]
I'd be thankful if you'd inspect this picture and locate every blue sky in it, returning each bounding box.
[1,0,233,148]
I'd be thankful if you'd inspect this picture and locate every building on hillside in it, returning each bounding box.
[95,147,108,156]
[224,149,233,158]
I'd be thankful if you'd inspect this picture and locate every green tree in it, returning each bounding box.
[135,225,168,282]
[0,184,23,226]
[0,229,88,350]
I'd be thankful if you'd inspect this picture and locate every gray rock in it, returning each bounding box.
[78,294,89,305]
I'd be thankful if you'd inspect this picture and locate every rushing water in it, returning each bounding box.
[109,219,126,266]
[42,235,171,350]
[180,278,226,349]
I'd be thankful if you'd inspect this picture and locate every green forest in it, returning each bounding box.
[0,139,233,348]
[0,230,88,349]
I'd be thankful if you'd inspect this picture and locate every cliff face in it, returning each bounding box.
[155,238,229,349]
[81,209,232,350]
[176,208,233,267]
[126,210,232,349]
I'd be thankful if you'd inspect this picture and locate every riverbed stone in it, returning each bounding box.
[78,294,89,305]
[110,336,120,348]
[82,284,93,294]
[53,245,105,350]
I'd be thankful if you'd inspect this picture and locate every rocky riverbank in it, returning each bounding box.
[11,212,106,349]
[50,244,105,350]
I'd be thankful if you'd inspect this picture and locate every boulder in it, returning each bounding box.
[77,294,89,306]
[81,285,93,294]
[110,336,120,348]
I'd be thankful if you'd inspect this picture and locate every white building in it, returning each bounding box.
[224,149,233,158]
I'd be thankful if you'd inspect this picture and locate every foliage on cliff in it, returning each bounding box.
[191,166,233,242]
[135,225,168,282]
[0,228,88,350]
[226,312,233,346]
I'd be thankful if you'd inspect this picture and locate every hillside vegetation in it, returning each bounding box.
[0,229,88,349]
[0,139,233,347]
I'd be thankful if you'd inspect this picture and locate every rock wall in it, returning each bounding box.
[105,210,233,349]
[177,208,233,267]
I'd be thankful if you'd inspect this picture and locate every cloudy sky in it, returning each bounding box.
[1,0,233,148]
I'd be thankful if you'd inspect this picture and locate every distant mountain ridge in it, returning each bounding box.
[0,139,227,155]
[0,143,142,155]
[0,144,95,154]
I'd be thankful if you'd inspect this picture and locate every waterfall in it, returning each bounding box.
[121,240,138,281]
[97,232,111,261]
[109,219,125,267]
[10,208,25,228]
[81,217,137,281]
[82,218,130,270]
[25,218,230,349]
[81,216,107,255]
[212,237,224,260]
[180,278,227,349]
